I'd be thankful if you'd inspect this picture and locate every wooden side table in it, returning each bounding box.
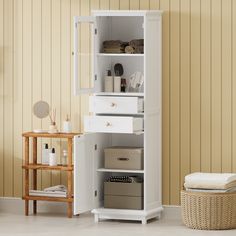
[22,132,80,218]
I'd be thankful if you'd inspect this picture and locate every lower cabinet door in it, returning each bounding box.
[74,134,95,215]
[73,133,111,215]
[84,116,143,133]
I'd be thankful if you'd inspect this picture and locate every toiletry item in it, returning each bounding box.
[121,78,126,92]
[114,63,124,76]
[113,64,124,93]
[104,70,113,92]
[128,72,144,92]
[48,108,58,133]
[62,150,68,166]
[49,122,58,133]
[42,143,52,165]
[49,148,57,166]
[114,76,121,92]
[63,115,72,133]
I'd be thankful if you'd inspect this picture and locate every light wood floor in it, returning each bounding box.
[0,212,235,236]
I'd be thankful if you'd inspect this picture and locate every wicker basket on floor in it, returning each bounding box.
[181,190,236,230]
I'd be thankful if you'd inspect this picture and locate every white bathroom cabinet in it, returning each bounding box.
[73,10,163,224]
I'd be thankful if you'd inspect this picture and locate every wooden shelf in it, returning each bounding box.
[22,164,74,171]
[22,132,81,139]
[22,131,75,218]
[23,195,73,203]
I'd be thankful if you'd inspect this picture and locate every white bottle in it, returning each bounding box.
[42,143,51,165]
[104,70,113,92]
[49,148,57,166]
[63,115,72,133]
[114,76,121,92]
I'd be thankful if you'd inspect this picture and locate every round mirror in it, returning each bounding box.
[33,101,50,119]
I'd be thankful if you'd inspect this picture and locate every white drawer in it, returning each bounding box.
[84,116,143,133]
[89,96,144,114]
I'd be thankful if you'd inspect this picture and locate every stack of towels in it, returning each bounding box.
[185,173,236,193]
[103,40,128,53]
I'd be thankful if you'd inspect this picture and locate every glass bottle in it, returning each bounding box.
[62,150,67,166]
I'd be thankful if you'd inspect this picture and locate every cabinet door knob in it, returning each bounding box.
[106,122,112,127]
[110,102,116,107]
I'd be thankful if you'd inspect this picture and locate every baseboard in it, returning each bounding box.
[0,197,181,219]
[0,197,67,215]
[162,205,181,220]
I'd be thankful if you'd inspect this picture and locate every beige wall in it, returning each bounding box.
[0,0,235,205]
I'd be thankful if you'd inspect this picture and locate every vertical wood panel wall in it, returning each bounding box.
[0,0,236,205]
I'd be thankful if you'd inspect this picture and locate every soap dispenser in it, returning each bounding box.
[49,148,57,166]
[104,70,113,92]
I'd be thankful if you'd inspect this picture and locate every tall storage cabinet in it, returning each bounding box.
[73,10,163,224]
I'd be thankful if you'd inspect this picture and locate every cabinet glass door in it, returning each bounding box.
[73,16,96,95]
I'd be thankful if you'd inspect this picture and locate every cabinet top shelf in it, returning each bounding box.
[94,92,144,97]
[22,132,81,138]
[92,10,163,17]
[97,168,144,174]
[97,53,144,57]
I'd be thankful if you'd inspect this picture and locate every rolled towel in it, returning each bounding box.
[129,39,144,47]
[134,45,144,54]
[184,172,236,190]
[125,46,135,54]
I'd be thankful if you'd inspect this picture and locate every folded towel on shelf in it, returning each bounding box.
[184,172,236,190]
[186,186,236,193]
[44,185,67,192]
[103,48,125,53]
[29,190,67,197]
[103,40,123,47]
[106,176,143,183]
[103,40,128,53]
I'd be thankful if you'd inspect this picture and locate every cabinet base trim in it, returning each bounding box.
[91,207,163,224]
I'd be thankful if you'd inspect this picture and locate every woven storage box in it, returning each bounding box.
[104,147,143,170]
[181,190,236,230]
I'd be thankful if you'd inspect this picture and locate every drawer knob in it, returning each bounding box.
[117,157,129,161]
[110,102,116,107]
[106,122,112,127]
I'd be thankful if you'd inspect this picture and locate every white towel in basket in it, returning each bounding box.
[184,172,236,190]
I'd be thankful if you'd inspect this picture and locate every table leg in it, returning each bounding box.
[25,200,29,216]
[67,138,73,218]
[33,137,37,214]
[25,137,29,216]
[68,202,72,218]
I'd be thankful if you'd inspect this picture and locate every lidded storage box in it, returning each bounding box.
[104,181,143,210]
[104,146,143,170]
